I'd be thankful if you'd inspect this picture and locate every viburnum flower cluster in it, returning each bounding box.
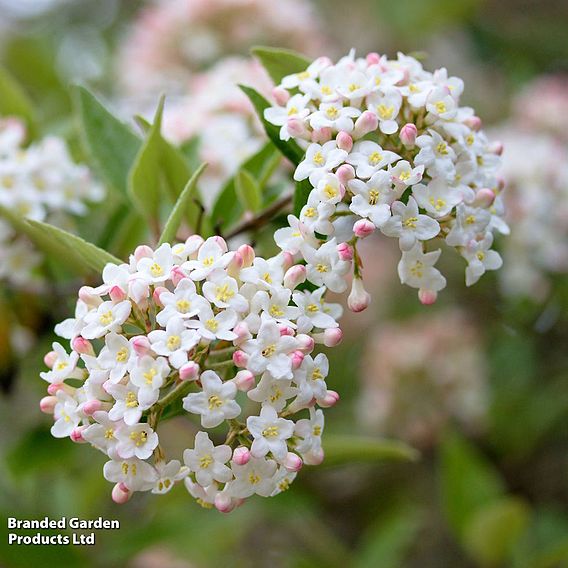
[0,117,103,286]
[265,51,508,303]
[39,236,343,511]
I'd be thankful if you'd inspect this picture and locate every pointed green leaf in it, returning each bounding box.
[0,66,36,135]
[251,46,311,84]
[73,85,141,196]
[294,178,312,215]
[323,435,419,466]
[235,168,262,213]
[0,205,121,275]
[159,163,208,245]
[239,84,305,166]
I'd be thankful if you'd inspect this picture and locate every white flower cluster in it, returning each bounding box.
[39,236,344,511]
[0,118,103,286]
[265,51,508,303]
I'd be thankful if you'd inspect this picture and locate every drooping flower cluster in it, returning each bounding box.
[39,236,344,511]
[494,75,568,299]
[0,117,103,287]
[357,310,488,448]
[265,51,508,303]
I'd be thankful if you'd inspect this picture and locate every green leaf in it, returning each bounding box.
[159,163,207,245]
[464,497,531,566]
[73,85,141,195]
[440,431,505,538]
[322,435,419,466]
[251,46,311,84]
[0,205,121,275]
[294,178,312,215]
[239,85,305,166]
[0,66,36,134]
[235,168,262,213]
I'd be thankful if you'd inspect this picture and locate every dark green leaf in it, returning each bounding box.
[294,178,312,215]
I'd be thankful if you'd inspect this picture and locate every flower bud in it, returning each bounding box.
[336,164,355,185]
[179,361,200,382]
[111,483,131,504]
[212,236,228,252]
[232,446,251,466]
[281,252,295,271]
[185,235,204,257]
[134,245,153,261]
[400,123,418,147]
[489,141,504,156]
[233,322,251,344]
[465,116,482,131]
[324,327,343,347]
[152,286,168,307]
[227,251,243,277]
[272,86,290,105]
[336,131,353,152]
[303,447,325,466]
[128,278,150,306]
[170,266,186,286]
[348,278,371,312]
[474,188,496,208]
[353,111,378,138]
[71,337,93,356]
[83,400,103,416]
[366,52,381,65]
[319,390,340,408]
[78,286,101,308]
[131,335,151,356]
[40,396,57,414]
[237,244,255,267]
[44,351,58,369]
[311,127,332,143]
[214,492,235,513]
[233,350,249,368]
[109,285,126,303]
[336,242,354,261]
[283,452,303,472]
[418,289,438,305]
[296,334,315,353]
[70,426,87,443]
[353,218,375,238]
[287,117,308,139]
[233,370,255,392]
[291,350,305,370]
[283,265,306,289]
[279,325,294,337]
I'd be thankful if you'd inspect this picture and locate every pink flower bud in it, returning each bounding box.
[282,252,294,271]
[465,116,482,131]
[489,141,504,155]
[214,493,235,514]
[109,285,126,303]
[296,334,315,353]
[353,218,375,238]
[152,286,168,307]
[40,396,57,414]
[348,278,371,312]
[232,446,251,466]
[418,289,438,305]
[185,235,204,256]
[291,350,305,370]
[131,335,151,356]
[336,131,353,152]
[134,245,153,261]
[170,266,186,286]
[111,483,131,504]
[70,426,87,443]
[353,111,378,139]
[83,400,103,416]
[324,327,343,347]
[179,361,200,382]
[336,164,355,185]
[212,236,228,252]
[320,390,340,408]
[474,188,496,208]
[287,117,309,139]
[283,265,306,289]
[233,350,249,368]
[71,337,94,356]
[237,244,255,267]
[283,452,303,472]
[47,383,63,395]
[337,242,354,261]
[78,286,101,308]
[400,123,418,147]
[227,251,243,277]
[272,86,290,105]
[303,447,325,466]
[279,325,294,336]
[311,127,332,144]
[366,52,381,65]
[233,370,255,392]
[233,322,251,344]
[44,351,58,369]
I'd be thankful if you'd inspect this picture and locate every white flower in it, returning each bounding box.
[137,243,175,283]
[40,342,80,384]
[293,353,329,407]
[299,193,335,236]
[274,215,314,254]
[446,204,492,247]
[415,129,456,178]
[461,233,503,286]
[348,170,399,228]
[185,305,238,342]
[152,460,189,494]
[155,278,204,326]
[247,373,296,412]
[103,458,157,492]
[397,243,447,292]
[228,457,278,498]
[294,141,348,185]
[183,431,232,486]
[253,288,301,327]
[294,408,324,457]
[81,300,132,340]
[82,411,124,454]
[302,238,351,293]
[381,197,440,251]
[346,141,400,179]
[241,320,297,380]
[129,356,170,405]
[389,160,424,189]
[240,256,285,290]
[97,333,134,383]
[106,382,150,426]
[412,178,463,218]
[270,467,297,496]
[292,288,340,332]
[115,423,159,460]
[315,173,344,206]
[281,57,331,90]
[147,317,198,368]
[426,86,458,120]
[50,392,81,438]
[367,87,403,133]
[247,405,295,461]
[183,237,232,280]
[309,102,360,133]
[182,371,241,428]
[202,271,248,312]
[264,93,311,140]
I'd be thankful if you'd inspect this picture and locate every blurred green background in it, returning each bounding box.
[1,0,568,566]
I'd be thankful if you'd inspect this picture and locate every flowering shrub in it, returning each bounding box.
[265,51,508,302]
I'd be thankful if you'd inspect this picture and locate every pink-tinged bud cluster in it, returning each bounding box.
[39,236,342,509]
[265,51,508,303]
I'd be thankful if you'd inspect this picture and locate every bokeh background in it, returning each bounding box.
[1,0,568,566]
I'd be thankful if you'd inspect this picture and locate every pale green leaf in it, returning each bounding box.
[0,66,36,134]
[235,168,262,213]
[251,45,311,84]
